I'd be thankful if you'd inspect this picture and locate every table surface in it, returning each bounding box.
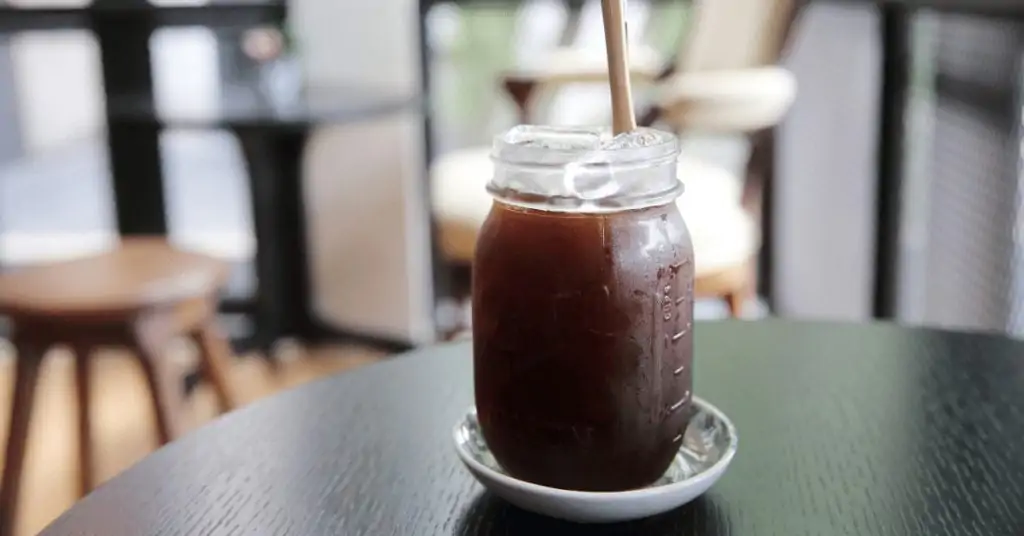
[107,85,420,130]
[40,320,1024,535]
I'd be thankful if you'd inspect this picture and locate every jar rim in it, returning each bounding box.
[486,125,683,213]
[490,125,680,168]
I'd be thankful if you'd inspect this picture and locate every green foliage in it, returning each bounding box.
[444,7,519,126]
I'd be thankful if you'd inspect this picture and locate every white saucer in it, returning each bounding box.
[452,397,737,523]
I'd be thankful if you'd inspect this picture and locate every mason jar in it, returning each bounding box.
[472,125,695,491]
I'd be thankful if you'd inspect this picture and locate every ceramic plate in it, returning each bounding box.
[452,397,737,523]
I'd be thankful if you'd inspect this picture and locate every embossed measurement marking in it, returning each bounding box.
[669,393,689,413]
[669,258,690,271]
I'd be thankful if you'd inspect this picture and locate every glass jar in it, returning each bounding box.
[472,125,695,492]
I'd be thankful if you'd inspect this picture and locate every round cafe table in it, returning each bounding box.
[39,321,1024,535]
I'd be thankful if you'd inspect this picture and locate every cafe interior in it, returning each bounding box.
[0,0,1022,533]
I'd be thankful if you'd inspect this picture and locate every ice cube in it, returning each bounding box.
[601,129,663,151]
[503,125,604,151]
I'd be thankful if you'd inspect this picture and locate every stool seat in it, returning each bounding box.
[0,239,228,319]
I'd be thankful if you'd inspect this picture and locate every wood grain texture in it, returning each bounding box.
[38,320,1024,535]
[0,342,383,536]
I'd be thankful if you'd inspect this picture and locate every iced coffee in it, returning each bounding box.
[473,126,694,492]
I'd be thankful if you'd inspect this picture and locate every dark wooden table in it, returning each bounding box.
[39,321,1024,535]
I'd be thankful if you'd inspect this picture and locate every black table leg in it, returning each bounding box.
[235,128,314,351]
[105,122,166,234]
[754,129,777,313]
[94,13,166,235]
[235,127,415,354]
[417,0,451,338]
[872,4,911,319]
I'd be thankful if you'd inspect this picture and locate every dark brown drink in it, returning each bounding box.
[473,199,694,492]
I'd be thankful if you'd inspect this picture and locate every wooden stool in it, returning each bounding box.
[0,238,237,535]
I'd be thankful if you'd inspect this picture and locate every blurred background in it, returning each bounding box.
[0,0,1022,533]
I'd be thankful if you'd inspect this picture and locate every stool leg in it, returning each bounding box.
[725,292,746,318]
[0,341,45,536]
[725,263,757,319]
[190,323,236,413]
[71,343,94,497]
[131,325,180,445]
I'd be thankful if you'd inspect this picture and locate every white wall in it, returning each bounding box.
[776,2,878,319]
[291,0,435,343]
[10,27,222,156]
[11,31,104,154]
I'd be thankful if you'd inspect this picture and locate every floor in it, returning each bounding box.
[0,339,386,536]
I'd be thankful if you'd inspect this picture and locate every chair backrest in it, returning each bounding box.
[678,0,797,73]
